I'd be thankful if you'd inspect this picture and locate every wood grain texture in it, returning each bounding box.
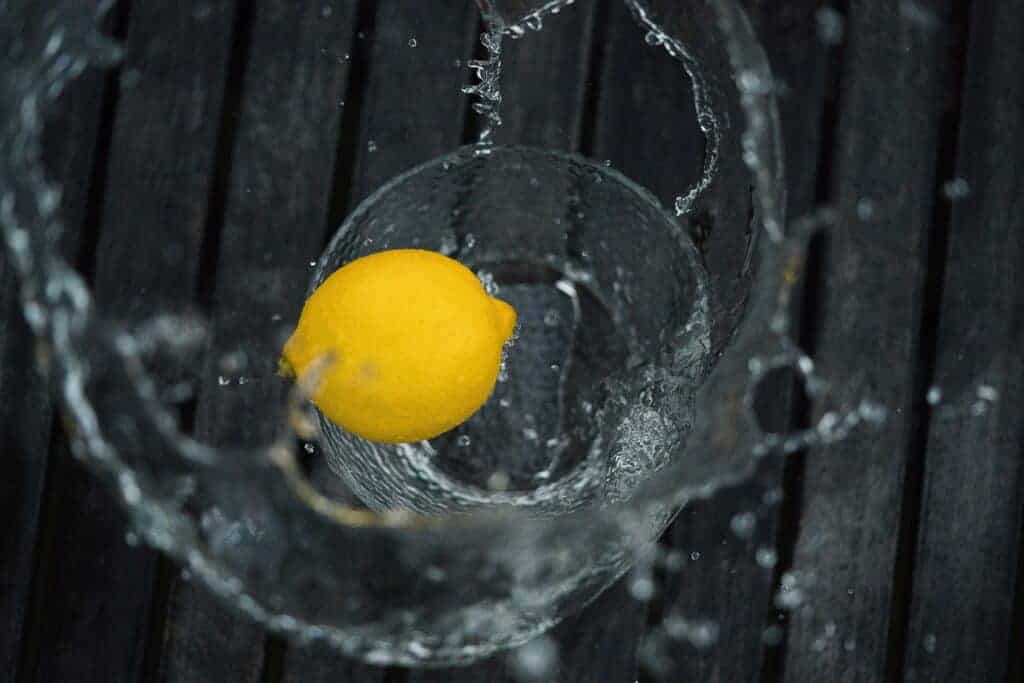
[280,1,478,679]
[658,2,831,681]
[346,0,479,206]
[405,4,651,681]
[490,0,596,151]
[152,2,364,682]
[22,3,239,682]
[901,1,1024,680]
[0,59,109,683]
[781,2,956,681]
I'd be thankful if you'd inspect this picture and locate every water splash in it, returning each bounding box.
[623,0,722,217]
[462,30,504,145]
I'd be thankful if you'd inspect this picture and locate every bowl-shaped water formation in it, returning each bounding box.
[0,0,868,668]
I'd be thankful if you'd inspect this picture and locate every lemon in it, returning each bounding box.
[280,249,517,443]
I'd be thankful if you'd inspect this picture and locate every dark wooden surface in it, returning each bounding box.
[3,1,1023,682]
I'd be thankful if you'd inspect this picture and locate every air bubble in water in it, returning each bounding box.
[367,140,377,153]
[456,435,472,447]
[408,37,417,48]
[926,386,942,405]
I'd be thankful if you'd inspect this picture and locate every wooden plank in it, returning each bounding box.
[490,0,596,151]
[780,2,956,682]
[550,580,650,683]
[347,0,479,206]
[0,52,109,683]
[151,2,361,682]
[657,2,831,681]
[278,1,478,679]
[405,4,636,682]
[900,1,1024,680]
[22,3,239,682]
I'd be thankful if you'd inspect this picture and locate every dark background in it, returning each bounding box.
[2,1,1022,682]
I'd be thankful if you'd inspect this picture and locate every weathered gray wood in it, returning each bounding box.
[781,2,956,681]
[278,1,478,679]
[23,3,239,682]
[490,0,597,151]
[901,1,1024,680]
[660,2,832,681]
[152,2,362,682]
[0,49,109,683]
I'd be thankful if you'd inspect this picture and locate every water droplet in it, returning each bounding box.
[856,197,877,220]
[756,547,778,568]
[408,640,430,658]
[367,140,377,153]
[424,565,446,582]
[439,231,458,255]
[977,384,999,402]
[217,375,230,386]
[456,435,472,447]
[629,576,656,601]
[523,427,539,442]
[926,386,942,405]
[689,551,701,561]
[509,636,558,681]
[644,30,664,46]
[900,0,941,29]
[408,37,417,47]
[942,177,970,200]
[477,270,499,294]
[816,7,846,45]
[303,442,316,454]
[775,571,804,609]
[730,511,757,538]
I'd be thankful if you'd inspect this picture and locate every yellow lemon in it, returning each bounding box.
[280,249,517,443]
